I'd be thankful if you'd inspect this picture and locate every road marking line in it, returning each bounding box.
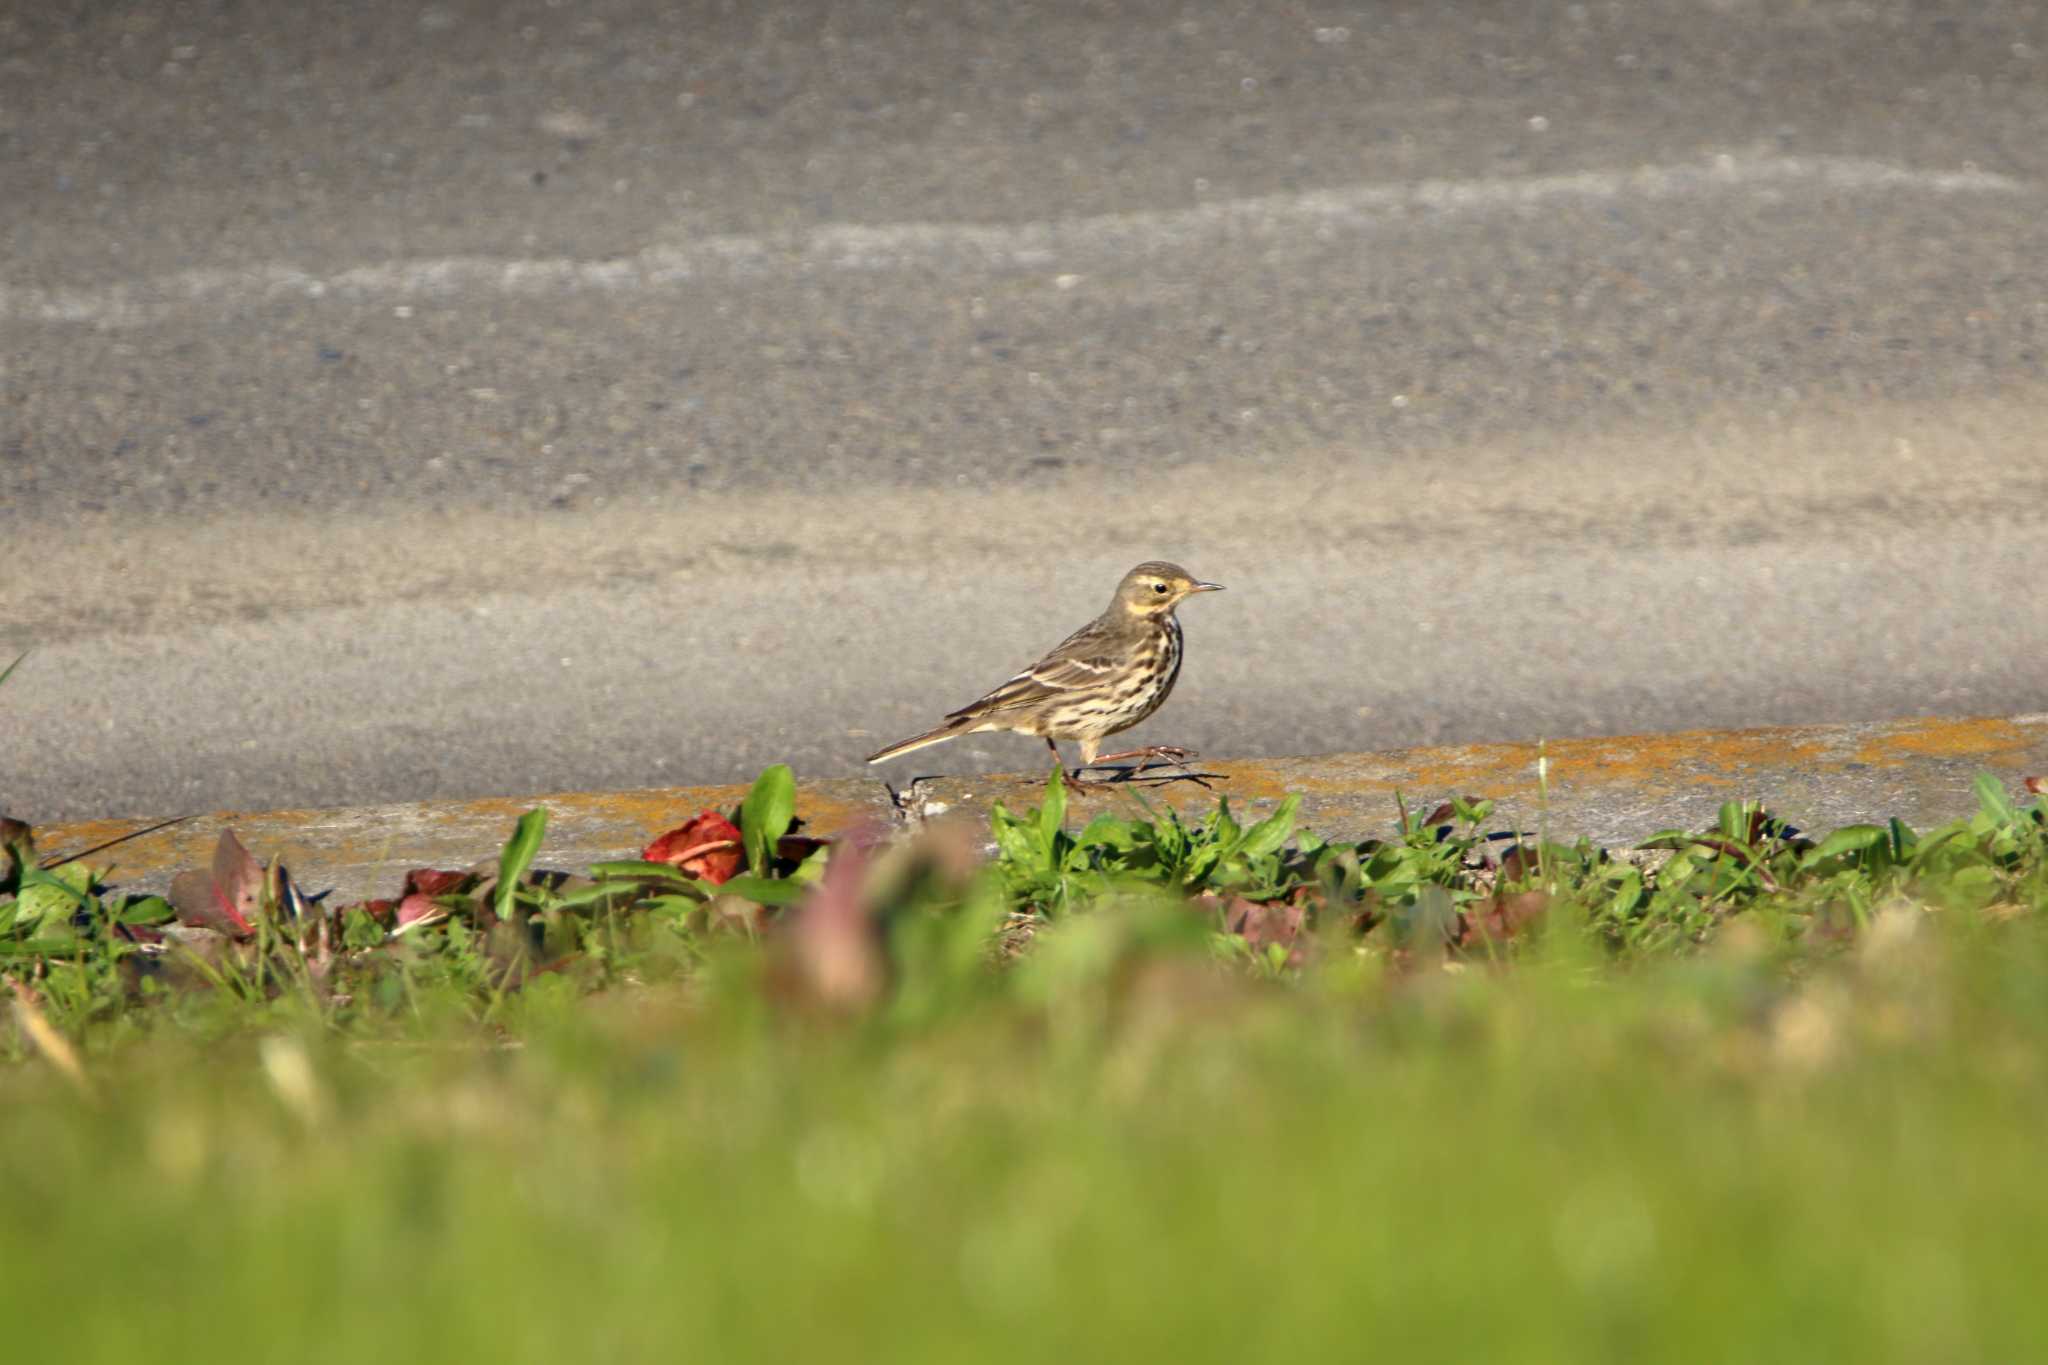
[3,156,2027,328]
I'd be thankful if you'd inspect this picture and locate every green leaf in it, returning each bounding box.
[990,805,1041,872]
[341,908,388,949]
[1077,814,1135,851]
[1801,825,1888,866]
[0,649,26,691]
[590,859,701,882]
[494,808,549,923]
[740,764,798,876]
[1935,863,2001,912]
[1973,772,2020,827]
[14,890,81,939]
[12,863,92,936]
[1183,841,1225,888]
[1451,796,1494,825]
[1037,765,1068,849]
[548,882,644,913]
[790,844,831,886]
[113,895,177,926]
[1209,799,1241,849]
[721,874,806,907]
[1235,796,1301,861]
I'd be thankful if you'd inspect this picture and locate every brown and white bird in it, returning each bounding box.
[866,561,1223,779]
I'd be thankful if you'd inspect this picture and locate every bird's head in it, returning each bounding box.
[1113,561,1224,617]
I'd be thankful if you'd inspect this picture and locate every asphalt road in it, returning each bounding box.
[5,0,2048,824]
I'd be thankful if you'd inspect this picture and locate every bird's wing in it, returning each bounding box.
[946,619,1121,718]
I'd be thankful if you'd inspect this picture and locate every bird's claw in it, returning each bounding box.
[1073,745,1203,782]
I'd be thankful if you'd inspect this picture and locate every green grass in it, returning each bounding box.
[6,913,2048,1362]
[7,763,2048,1360]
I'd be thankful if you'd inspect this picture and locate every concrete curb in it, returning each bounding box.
[29,715,2048,907]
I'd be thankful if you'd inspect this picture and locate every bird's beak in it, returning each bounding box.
[1189,581,1225,593]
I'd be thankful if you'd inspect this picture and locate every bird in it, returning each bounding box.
[866,561,1224,780]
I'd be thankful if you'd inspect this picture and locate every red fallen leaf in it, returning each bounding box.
[1462,889,1553,947]
[2026,777,2046,796]
[167,830,263,937]
[403,868,469,898]
[1208,894,1308,967]
[1421,801,1458,827]
[355,899,398,924]
[643,811,744,884]
[395,892,446,929]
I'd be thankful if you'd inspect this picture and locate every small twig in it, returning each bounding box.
[39,813,197,871]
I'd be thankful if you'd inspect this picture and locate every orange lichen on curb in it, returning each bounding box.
[1184,730,1835,808]
[1392,729,1829,797]
[967,716,2048,831]
[1852,716,2035,766]
[33,782,887,888]
[28,816,150,861]
[30,715,2048,902]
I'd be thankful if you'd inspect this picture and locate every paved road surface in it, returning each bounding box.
[4,0,2047,823]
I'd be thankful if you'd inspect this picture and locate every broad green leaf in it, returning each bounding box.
[1210,799,1241,848]
[114,895,177,926]
[741,764,797,875]
[494,808,549,923]
[1802,825,1888,866]
[1037,766,1068,849]
[990,806,1041,872]
[13,864,92,935]
[1235,796,1301,861]
[1451,796,1494,825]
[1077,814,1135,850]
[1973,772,2019,827]
[721,875,805,907]
[15,897,81,941]
[341,908,388,949]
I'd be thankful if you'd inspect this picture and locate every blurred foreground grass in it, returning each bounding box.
[7,901,2048,1363]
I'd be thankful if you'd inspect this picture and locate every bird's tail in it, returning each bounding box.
[866,718,975,764]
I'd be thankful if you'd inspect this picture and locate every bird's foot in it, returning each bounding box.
[1083,746,1200,780]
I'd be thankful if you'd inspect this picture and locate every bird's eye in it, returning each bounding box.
[1153,582,1169,594]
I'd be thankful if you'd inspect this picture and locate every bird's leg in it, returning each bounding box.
[1045,737,1086,785]
[1087,745,1199,779]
